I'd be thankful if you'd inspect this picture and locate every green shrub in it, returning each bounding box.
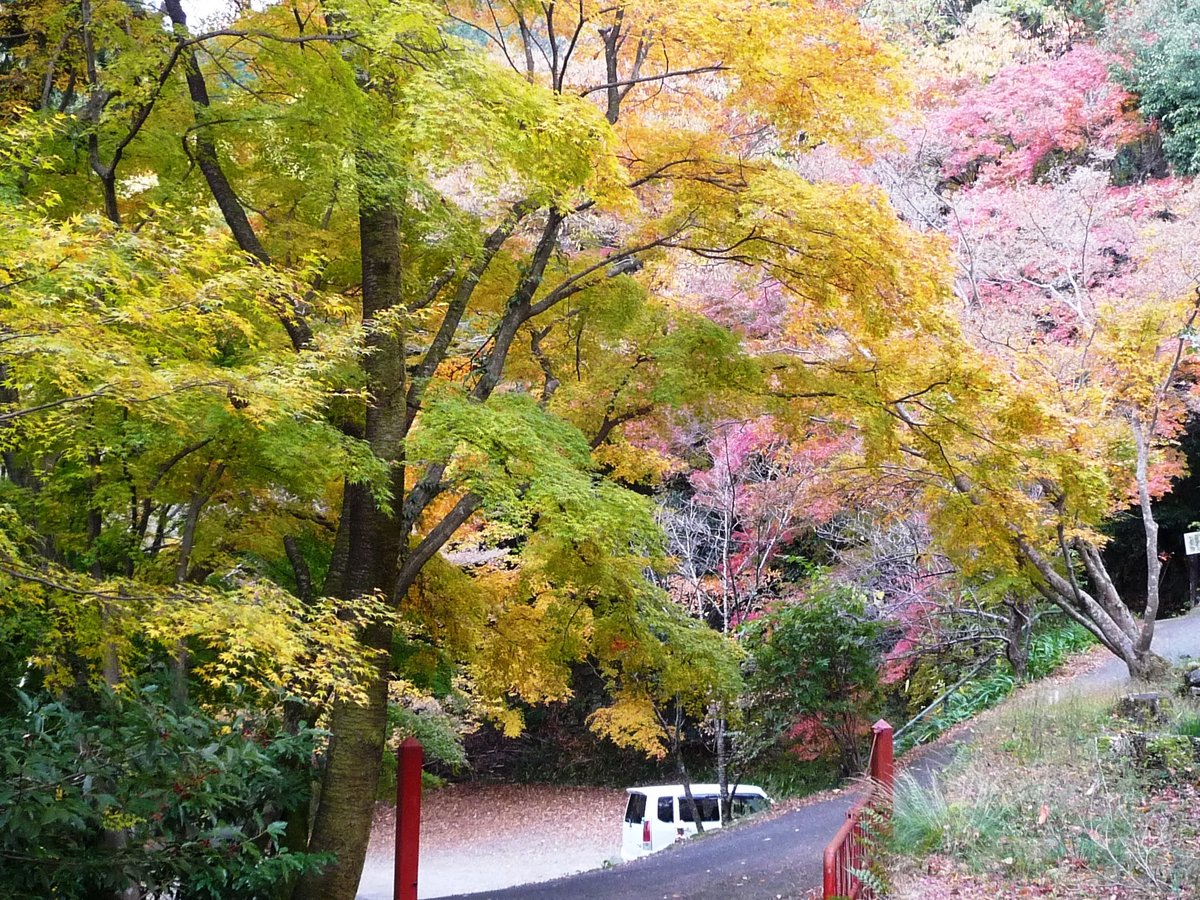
[898,665,1015,750]
[742,577,885,775]
[0,686,329,899]
[1125,1,1200,174]
[378,699,469,797]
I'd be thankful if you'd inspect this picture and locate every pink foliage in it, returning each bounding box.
[877,572,947,686]
[947,170,1198,329]
[659,416,851,626]
[934,46,1144,186]
[671,262,792,344]
[880,639,916,685]
[785,715,837,761]
[687,418,817,588]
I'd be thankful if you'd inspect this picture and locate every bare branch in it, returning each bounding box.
[580,64,726,97]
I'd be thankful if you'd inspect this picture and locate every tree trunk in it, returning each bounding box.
[294,191,408,900]
[672,705,704,834]
[1127,647,1172,681]
[1131,415,1163,655]
[713,709,731,825]
[1003,599,1032,681]
[294,624,392,900]
[1018,534,1163,680]
[951,472,1167,681]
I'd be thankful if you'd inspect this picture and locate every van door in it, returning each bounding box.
[622,792,649,860]
[652,795,677,850]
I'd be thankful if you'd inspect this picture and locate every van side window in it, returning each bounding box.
[625,792,647,823]
[731,793,770,818]
[677,796,720,822]
[657,796,674,823]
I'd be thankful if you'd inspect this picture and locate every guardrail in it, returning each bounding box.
[822,719,894,899]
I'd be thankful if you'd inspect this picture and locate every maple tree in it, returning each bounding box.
[929,44,1144,188]
[656,416,838,819]
[807,4,1200,684]
[12,0,1199,893]
[0,0,949,894]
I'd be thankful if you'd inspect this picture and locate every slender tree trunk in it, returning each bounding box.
[170,461,224,708]
[1132,415,1162,655]
[714,710,731,825]
[1023,536,1169,680]
[672,705,704,835]
[162,0,314,352]
[1003,599,1032,681]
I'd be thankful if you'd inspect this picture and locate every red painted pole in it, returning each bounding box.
[870,719,894,799]
[395,737,423,900]
[822,830,839,897]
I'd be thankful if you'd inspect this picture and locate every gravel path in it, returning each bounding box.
[357,784,626,900]
[358,608,1200,900]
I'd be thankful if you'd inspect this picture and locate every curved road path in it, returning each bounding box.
[390,609,1200,900]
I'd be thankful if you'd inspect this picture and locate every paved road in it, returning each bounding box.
[1075,606,1200,688]
[429,740,963,900]
[426,608,1200,900]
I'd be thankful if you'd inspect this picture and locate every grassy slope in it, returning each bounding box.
[887,672,1200,898]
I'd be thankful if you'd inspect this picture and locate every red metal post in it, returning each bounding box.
[823,843,836,896]
[870,719,894,798]
[395,737,423,900]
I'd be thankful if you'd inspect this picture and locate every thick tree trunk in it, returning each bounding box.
[1127,647,1172,681]
[293,191,408,900]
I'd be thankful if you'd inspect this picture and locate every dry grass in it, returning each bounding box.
[887,685,1200,899]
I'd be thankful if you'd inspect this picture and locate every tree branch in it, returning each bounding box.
[579,64,727,97]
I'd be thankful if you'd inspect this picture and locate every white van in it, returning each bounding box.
[620,783,771,860]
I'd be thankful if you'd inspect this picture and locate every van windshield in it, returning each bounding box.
[677,796,720,822]
[624,792,647,824]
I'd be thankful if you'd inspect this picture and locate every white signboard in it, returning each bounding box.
[1186,532,1200,556]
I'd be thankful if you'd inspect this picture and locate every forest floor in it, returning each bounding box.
[356,783,627,899]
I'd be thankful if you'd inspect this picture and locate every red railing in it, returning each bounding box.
[822,719,894,899]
